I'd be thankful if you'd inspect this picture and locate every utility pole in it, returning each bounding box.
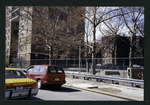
[49,46,51,65]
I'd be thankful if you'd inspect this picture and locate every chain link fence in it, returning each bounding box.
[13,57,144,78]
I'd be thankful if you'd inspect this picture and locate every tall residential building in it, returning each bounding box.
[101,35,130,65]
[5,6,85,67]
[101,35,144,65]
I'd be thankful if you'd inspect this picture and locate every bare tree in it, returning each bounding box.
[16,6,85,65]
[119,7,144,67]
[70,7,123,74]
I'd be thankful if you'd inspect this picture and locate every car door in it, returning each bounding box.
[31,66,40,80]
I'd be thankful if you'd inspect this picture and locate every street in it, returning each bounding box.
[17,86,127,101]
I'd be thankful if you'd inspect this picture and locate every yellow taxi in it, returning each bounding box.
[5,68,38,100]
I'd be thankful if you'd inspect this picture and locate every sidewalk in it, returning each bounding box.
[64,73,144,101]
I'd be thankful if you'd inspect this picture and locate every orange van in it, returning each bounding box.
[26,65,66,89]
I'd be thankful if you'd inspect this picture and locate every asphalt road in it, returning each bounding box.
[17,86,127,101]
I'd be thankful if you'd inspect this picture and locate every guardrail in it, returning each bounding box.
[66,72,144,87]
[14,68,144,87]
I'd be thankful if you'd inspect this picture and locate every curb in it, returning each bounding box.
[63,84,140,101]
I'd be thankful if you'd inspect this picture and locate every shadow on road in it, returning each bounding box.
[12,96,44,100]
[40,85,81,92]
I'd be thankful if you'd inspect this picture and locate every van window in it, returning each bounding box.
[48,66,57,74]
[39,66,46,73]
[57,67,64,73]
[33,66,40,73]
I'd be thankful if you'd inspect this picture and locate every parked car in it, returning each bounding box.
[5,68,38,100]
[26,65,66,89]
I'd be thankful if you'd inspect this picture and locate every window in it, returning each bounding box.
[45,46,48,51]
[20,46,23,51]
[25,53,28,58]
[21,15,24,20]
[62,20,65,24]
[27,13,29,17]
[36,37,39,41]
[67,28,71,33]
[39,66,46,73]
[6,49,9,53]
[21,22,24,27]
[26,45,28,50]
[20,30,23,35]
[19,54,22,58]
[21,7,24,11]
[74,30,76,34]
[67,8,72,12]
[35,45,39,49]
[67,22,71,26]
[48,67,57,73]
[54,17,57,22]
[46,7,49,11]
[35,53,38,57]
[27,68,33,74]
[57,67,64,73]
[62,12,65,17]
[5,70,26,79]
[26,28,28,33]
[33,66,40,73]
[27,20,29,24]
[37,12,40,16]
[20,38,23,43]
[46,15,49,19]
[67,14,70,18]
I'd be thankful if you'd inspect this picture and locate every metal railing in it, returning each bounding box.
[66,72,144,87]
[13,68,144,88]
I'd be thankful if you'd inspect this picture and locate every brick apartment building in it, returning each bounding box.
[101,35,144,65]
[5,6,85,67]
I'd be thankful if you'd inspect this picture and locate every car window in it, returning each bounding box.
[39,66,46,73]
[5,70,26,78]
[48,66,57,73]
[33,66,40,73]
[27,68,33,74]
[57,67,64,73]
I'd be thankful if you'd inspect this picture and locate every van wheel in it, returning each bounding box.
[56,84,61,88]
[37,80,42,89]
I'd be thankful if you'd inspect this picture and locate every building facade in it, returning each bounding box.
[5,6,85,67]
[101,35,144,66]
[101,35,130,65]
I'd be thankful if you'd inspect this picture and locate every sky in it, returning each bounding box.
[84,7,144,43]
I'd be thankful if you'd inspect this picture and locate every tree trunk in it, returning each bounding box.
[92,7,96,75]
[92,26,96,75]
[129,33,135,67]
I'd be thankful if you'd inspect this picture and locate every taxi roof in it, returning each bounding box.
[5,68,19,71]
